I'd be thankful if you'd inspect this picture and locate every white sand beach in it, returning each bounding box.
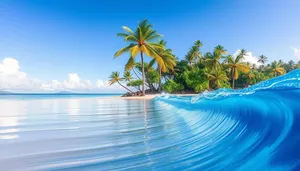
[106,94,197,100]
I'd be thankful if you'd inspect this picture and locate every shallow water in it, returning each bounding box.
[1,70,300,171]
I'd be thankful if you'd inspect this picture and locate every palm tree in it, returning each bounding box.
[239,49,248,58]
[150,40,176,92]
[278,60,284,66]
[109,71,133,93]
[287,60,295,71]
[195,40,203,47]
[252,63,257,71]
[246,71,256,86]
[207,69,229,89]
[258,65,265,72]
[270,61,285,77]
[114,19,163,96]
[123,59,155,91]
[214,45,227,56]
[224,54,250,89]
[258,55,268,64]
[185,46,198,65]
[123,71,133,82]
[205,45,227,70]
[246,62,251,67]
[194,40,204,63]
[185,40,203,65]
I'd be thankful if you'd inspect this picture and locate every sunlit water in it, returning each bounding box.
[1,70,300,171]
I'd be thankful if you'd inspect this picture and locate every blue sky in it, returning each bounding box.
[0,0,299,92]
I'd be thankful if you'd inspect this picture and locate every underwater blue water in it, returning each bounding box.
[1,70,300,171]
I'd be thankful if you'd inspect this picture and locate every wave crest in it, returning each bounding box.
[189,69,300,102]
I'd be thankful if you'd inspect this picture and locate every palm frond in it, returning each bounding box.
[125,35,139,42]
[236,64,250,73]
[235,54,245,63]
[125,57,135,71]
[117,33,129,38]
[123,71,133,81]
[114,44,136,58]
[140,45,151,56]
[130,45,140,57]
[148,59,156,68]
[122,26,134,35]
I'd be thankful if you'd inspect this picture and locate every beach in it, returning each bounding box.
[106,94,197,100]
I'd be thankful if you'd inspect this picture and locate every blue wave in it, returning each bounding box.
[155,69,300,170]
[1,70,300,171]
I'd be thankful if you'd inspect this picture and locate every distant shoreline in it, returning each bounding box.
[106,94,197,100]
[0,93,198,100]
[0,93,123,95]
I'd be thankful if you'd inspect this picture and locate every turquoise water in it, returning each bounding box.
[1,70,300,170]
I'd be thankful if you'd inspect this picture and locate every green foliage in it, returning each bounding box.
[182,68,208,92]
[109,71,123,85]
[123,71,133,81]
[218,81,231,89]
[174,60,189,77]
[134,62,159,90]
[185,40,203,65]
[115,19,164,95]
[207,69,229,89]
[108,71,133,93]
[194,83,209,92]
[146,69,159,84]
[127,79,142,91]
[163,80,184,93]
[127,80,142,87]
[112,21,300,94]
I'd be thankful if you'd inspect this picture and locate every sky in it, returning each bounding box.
[0,0,299,92]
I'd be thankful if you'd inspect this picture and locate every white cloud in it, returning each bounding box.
[0,58,124,93]
[233,50,261,66]
[292,48,300,60]
[0,58,41,90]
[62,73,93,90]
[41,80,61,91]
[0,58,21,74]
[96,80,110,88]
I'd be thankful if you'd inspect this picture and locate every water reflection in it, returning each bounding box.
[0,100,27,139]
[67,98,80,115]
[0,96,195,170]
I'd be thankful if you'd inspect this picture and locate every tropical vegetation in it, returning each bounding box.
[111,20,300,95]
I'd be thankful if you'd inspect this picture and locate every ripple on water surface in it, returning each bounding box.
[1,70,300,171]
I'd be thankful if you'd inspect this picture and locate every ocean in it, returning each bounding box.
[1,70,300,170]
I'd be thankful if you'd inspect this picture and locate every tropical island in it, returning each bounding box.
[109,20,300,97]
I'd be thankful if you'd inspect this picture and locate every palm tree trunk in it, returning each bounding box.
[158,66,162,93]
[165,77,170,82]
[134,67,151,88]
[141,52,145,96]
[147,78,156,91]
[117,81,133,93]
[232,70,235,89]
[132,68,141,80]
